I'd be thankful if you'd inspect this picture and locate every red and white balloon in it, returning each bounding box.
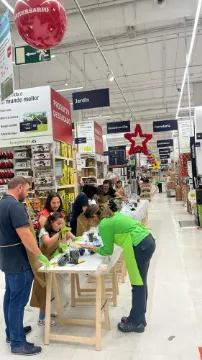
[14,0,67,49]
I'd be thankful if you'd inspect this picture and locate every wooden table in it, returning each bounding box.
[39,246,122,351]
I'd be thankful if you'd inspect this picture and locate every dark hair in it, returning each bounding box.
[8,176,30,189]
[103,179,113,188]
[44,212,63,235]
[44,192,63,212]
[117,180,122,185]
[82,185,97,200]
[84,204,114,220]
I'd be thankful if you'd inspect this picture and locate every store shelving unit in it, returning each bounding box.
[81,153,104,186]
[140,183,156,201]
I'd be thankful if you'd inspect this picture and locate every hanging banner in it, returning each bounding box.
[159,148,171,154]
[0,86,52,147]
[190,137,197,189]
[178,120,191,153]
[94,121,103,154]
[77,121,95,152]
[153,119,178,132]
[160,154,170,160]
[72,88,110,110]
[0,11,14,101]
[157,139,173,148]
[107,121,130,134]
[51,89,72,144]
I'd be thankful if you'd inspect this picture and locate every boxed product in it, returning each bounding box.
[32,144,50,152]
[33,160,51,167]
[175,185,182,201]
[33,153,50,160]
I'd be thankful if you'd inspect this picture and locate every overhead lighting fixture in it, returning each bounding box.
[1,0,14,13]
[51,55,56,58]
[57,87,83,92]
[108,73,114,82]
[65,81,68,86]
[88,115,110,120]
[176,0,202,119]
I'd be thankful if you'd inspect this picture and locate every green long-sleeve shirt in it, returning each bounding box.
[97,212,149,256]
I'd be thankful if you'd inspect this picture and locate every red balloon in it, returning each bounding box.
[14,0,67,49]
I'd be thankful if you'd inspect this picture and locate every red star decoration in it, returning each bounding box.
[124,124,153,156]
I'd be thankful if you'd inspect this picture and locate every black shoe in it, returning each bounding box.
[121,316,129,323]
[6,326,32,344]
[121,317,147,327]
[118,322,145,333]
[11,343,42,356]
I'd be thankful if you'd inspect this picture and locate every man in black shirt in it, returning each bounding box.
[0,177,50,356]
[103,179,120,198]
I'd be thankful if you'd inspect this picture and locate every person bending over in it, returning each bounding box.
[81,204,156,333]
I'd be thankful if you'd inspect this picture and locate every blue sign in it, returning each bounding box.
[72,88,110,110]
[108,146,126,151]
[161,159,168,165]
[159,148,171,154]
[195,142,201,148]
[103,151,109,156]
[107,121,130,134]
[196,133,202,140]
[153,120,178,132]
[157,139,173,148]
[160,154,170,160]
[75,137,86,144]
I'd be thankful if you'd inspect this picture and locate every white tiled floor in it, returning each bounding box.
[1,194,202,359]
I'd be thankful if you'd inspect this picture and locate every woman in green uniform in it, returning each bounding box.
[82,204,156,333]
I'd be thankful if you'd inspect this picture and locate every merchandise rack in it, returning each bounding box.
[81,153,104,186]
[140,183,156,201]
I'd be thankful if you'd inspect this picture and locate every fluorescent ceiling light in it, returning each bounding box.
[88,115,110,120]
[176,0,202,119]
[1,0,14,13]
[51,55,56,58]
[57,87,83,92]
[108,73,114,82]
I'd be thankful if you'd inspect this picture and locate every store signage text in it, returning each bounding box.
[159,148,171,154]
[153,120,178,132]
[75,137,86,144]
[107,121,130,134]
[157,139,173,148]
[195,142,201,147]
[161,159,168,165]
[160,155,170,159]
[72,88,110,110]
[14,7,49,19]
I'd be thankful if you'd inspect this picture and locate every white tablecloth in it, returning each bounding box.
[120,200,149,222]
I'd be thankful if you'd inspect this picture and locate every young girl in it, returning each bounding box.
[30,212,74,325]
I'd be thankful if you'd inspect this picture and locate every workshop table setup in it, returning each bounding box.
[39,246,122,351]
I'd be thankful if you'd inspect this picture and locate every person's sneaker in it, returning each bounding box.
[121,316,129,324]
[38,318,56,326]
[121,317,147,327]
[11,343,42,356]
[6,326,32,344]
[118,322,145,333]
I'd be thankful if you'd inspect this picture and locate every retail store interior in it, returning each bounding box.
[0,0,202,359]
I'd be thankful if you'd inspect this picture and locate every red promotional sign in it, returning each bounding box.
[94,121,103,154]
[51,88,72,144]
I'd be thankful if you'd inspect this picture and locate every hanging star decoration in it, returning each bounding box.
[124,124,153,155]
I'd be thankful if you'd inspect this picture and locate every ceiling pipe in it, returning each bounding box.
[72,0,135,120]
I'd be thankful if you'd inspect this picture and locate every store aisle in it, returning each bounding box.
[0,194,202,359]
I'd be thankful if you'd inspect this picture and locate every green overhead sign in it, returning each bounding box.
[15,46,51,65]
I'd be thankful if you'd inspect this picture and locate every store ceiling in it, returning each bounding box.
[0,0,200,150]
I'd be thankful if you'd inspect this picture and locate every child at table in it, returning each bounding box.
[30,212,74,325]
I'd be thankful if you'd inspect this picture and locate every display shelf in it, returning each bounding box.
[55,155,73,161]
[81,153,105,186]
[56,184,75,189]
